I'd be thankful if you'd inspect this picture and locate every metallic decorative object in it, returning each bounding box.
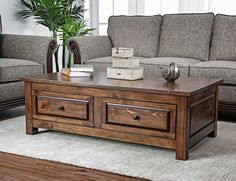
[160,62,180,82]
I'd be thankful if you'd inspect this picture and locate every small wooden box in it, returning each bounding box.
[112,57,139,68]
[112,47,134,58]
[107,67,143,80]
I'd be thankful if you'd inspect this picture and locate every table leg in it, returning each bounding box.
[176,97,189,160]
[25,81,38,135]
[208,86,218,138]
[26,127,38,135]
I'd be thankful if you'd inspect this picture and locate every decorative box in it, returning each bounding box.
[112,47,134,58]
[107,67,143,80]
[112,57,139,68]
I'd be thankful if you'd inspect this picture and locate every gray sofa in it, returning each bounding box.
[0,15,57,111]
[68,13,236,112]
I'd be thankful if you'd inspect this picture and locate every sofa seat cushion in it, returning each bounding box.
[0,58,43,82]
[86,56,113,72]
[87,56,112,64]
[159,13,214,61]
[210,14,236,61]
[0,81,24,102]
[218,85,236,103]
[107,15,162,57]
[86,56,145,72]
[140,57,202,76]
[86,56,201,76]
[189,61,236,84]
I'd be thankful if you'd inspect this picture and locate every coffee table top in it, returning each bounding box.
[23,72,222,97]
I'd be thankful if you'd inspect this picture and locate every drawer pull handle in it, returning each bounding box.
[133,115,140,121]
[58,106,65,111]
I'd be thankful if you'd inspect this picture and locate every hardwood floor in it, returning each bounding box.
[0,152,147,181]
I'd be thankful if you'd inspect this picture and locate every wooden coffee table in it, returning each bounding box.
[23,72,222,160]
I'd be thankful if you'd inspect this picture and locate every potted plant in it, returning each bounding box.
[59,15,94,68]
[17,0,94,71]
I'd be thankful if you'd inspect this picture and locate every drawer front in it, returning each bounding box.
[102,98,176,138]
[37,96,88,119]
[33,90,93,127]
[107,103,169,130]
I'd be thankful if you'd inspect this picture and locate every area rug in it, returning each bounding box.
[0,116,235,181]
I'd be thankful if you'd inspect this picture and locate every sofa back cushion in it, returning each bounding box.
[210,14,236,61]
[0,15,2,56]
[107,15,162,57]
[0,15,2,35]
[159,13,214,61]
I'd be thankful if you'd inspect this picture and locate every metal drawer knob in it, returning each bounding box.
[133,115,140,121]
[58,106,65,111]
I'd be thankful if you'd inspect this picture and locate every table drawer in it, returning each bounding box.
[102,98,176,138]
[37,96,88,119]
[107,103,169,130]
[32,90,94,127]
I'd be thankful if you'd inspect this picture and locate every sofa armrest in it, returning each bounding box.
[68,36,112,64]
[0,34,57,73]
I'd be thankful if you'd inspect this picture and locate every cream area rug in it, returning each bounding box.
[0,116,235,181]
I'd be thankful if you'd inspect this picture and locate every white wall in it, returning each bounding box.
[0,0,59,72]
[179,0,205,13]
[0,0,50,36]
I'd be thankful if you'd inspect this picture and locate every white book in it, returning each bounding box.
[70,65,94,72]
[62,69,91,77]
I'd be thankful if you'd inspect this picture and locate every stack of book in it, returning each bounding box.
[61,65,94,77]
[107,47,144,80]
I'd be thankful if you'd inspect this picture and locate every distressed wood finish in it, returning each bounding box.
[104,99,174,131]
[37,96,89,119]
[23,72,222,160]
[25,82,38,135]
[107,103,170,130]
[32,90,94,127]
[190,95,215,136]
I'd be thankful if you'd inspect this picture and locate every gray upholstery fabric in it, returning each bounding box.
[86,56,112,64]
[140,57,201,66]
[0,15,2,51]
[0,58,43,82]
[140,57,201,76]
[86,56,113,72]
[210,14,236,61]
[159,13,214,61]
[189,61,236,84]
[107,15,162,57]
[219,85,236,103]
[0,15,2,35]
[0,81,24,102]
[68,36,112,64]
[86,56,201,76]
[0,34,54,72]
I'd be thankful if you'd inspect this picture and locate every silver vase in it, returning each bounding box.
[160,62,180,82]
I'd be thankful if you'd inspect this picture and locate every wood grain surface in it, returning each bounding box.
[22,72,222,96]
[23,72,222,160]
[0,152,146,181]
